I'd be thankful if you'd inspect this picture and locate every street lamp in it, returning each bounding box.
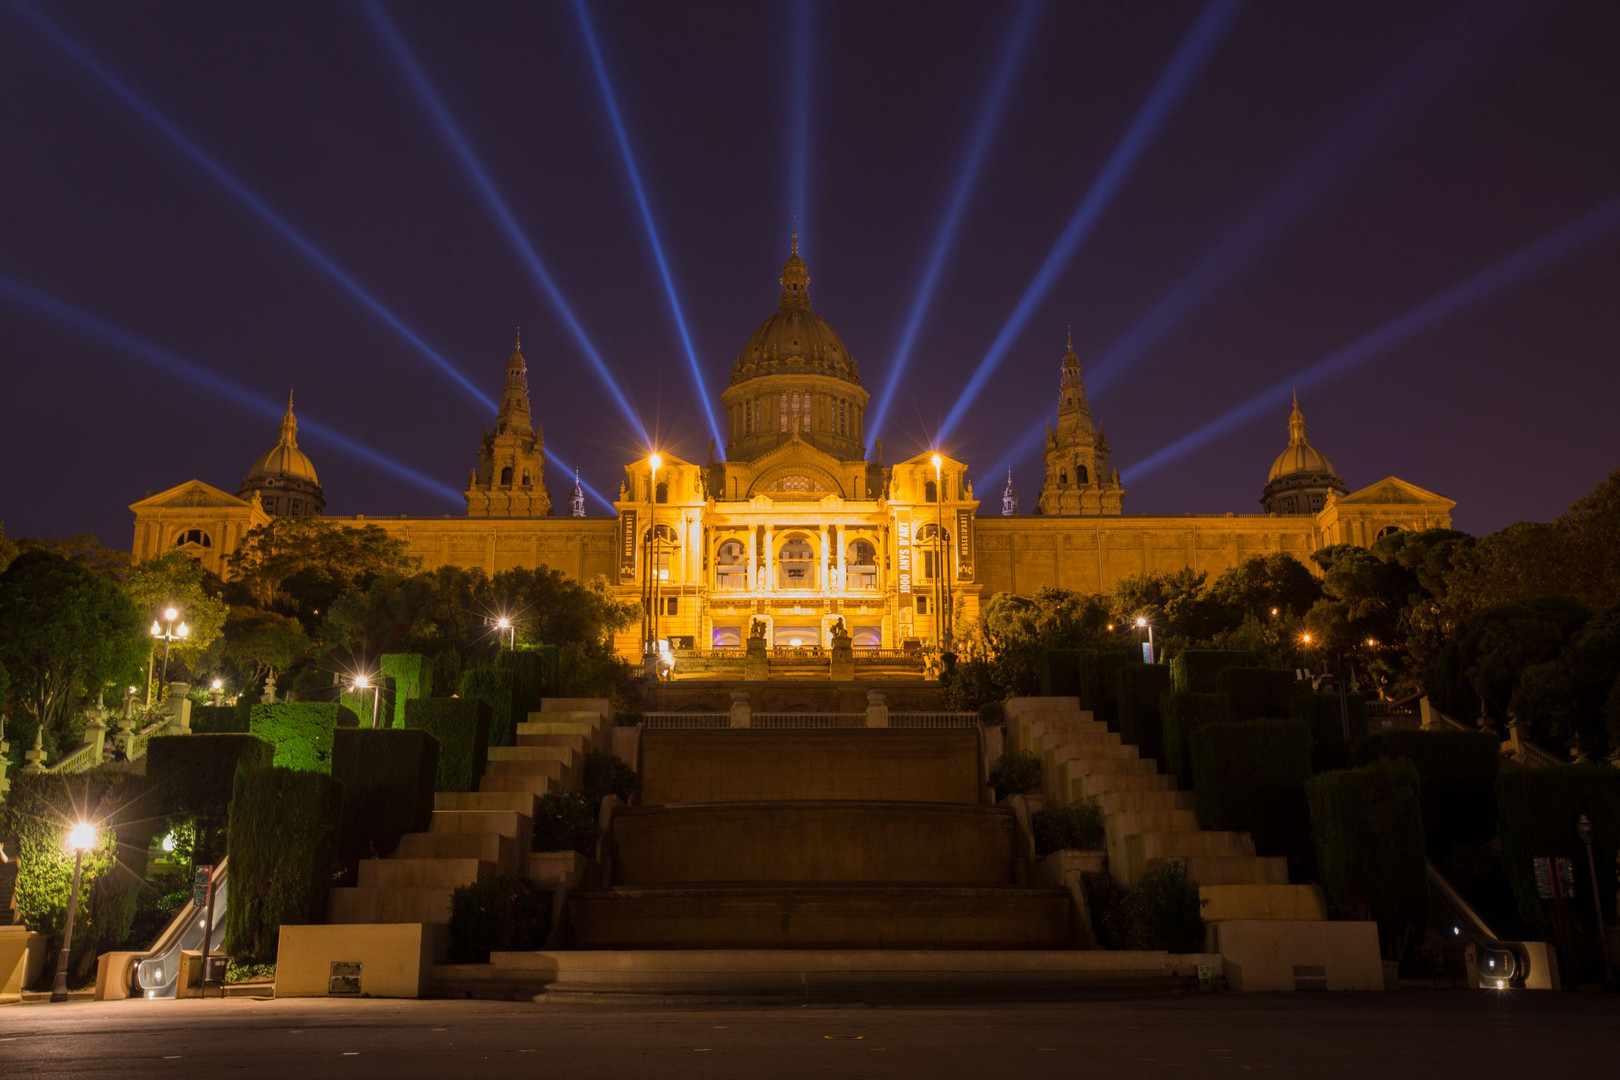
[351,673,381,729]
[147,606,189,704]
[1135,616,1155,664]
[493,615,516,651]
[49,821,98,1002]
[1577,815,1616,987]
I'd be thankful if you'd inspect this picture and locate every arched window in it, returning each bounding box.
[1075,465,1089,484]
[924,480,937,503]
[521,471,530,486]
[778,536,815,589]
[716,539,746,591]
[174,528,213,548]
[500,465,514,486]
[655,481,668,504]
[1376,525,1404,540]
[846,539,877,592]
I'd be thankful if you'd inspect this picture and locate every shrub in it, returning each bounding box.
[1080,651,1131,730]
[1170,649,1258,694]
[403,697,491,793]
[225,766,343,964]
[332,728,439,868]
[581,751,638,813]
[428,649,463,698]
[1081,862,1205,952]
[380,653,432,727]
[1037,649,1084,698]
[448,876,551,963]
[0,768,157,982]
[1032,801,1105,855]
[1307,759,1427,958]
[1496,767,1620,979]
[977,700,1006,727]
[1191,720,1312,862]
[497,647,559,719]
[1292,691,1369,772]
[248,702,359,772]
[189,704,249,734]
[1353,730,1499,854]
[146,734,274,816]
[461,665,520,749]
[1116,663,1171,763]
[1214,667,1296,722]
[989,749,1043,800]
[1160,691,1233,789]
[531,792,599,855]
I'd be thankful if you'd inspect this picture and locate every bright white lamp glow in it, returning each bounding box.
[67,822,97,851]
[353,674,370,690]
[1135,616,1148,628]
[163,607,179,622]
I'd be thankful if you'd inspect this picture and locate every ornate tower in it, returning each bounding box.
[569,468,586,518]
[1036,334,1124,516]
[466,333,551,517]
[239,390,324,517]
[1002,469,1019,516]
[1262,392,1346,515]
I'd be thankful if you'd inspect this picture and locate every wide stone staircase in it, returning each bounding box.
[1006,697,1382,988]
[324,701,611,947]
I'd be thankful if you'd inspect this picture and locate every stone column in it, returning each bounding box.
[865,688,889,729]
[729,688,752,729]
[747,526,757,591]
[23,727,46,773]
[764,525,774,592]
[116,708,136,759]
[84,708,108,764]
[834,524,845,592]
[167,682,192,736]
[818,525,829,592]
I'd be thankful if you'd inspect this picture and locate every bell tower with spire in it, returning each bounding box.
[466,332,552,517]
[1036,332,1124,515]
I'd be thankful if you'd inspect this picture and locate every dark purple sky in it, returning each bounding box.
[2,0,1617,550]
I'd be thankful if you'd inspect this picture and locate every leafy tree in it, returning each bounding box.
[323,565,490,659]
[1112,568,1235,647]
[0,522,17,575]
[212,605,311,694]
[122,551,229,666]
[15,535,131,580]
[225,516,417,620]
[0,551,146,739]
[1208,553,1320,622]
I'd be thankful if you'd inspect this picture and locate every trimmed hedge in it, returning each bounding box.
[1496,767,1620,966]
[146,734,273,816]
[248,702,359,773]
[1160,691,1233,789]
[1353,729,1499,854]
[1307,759,1427,957]
[1032,801,1105,856]
[1037,650,1084,698]
[1191,720,1312,862]
[404,697,491,793]
[189,704,249,734]
[332,728,439,867]
[1116,663,1171,763]
[1170,649,1258,694]
[1214,667,1297,722]
[448,876,551,963]
[497,647,559,719]
[1293,691,1369,772]
[461,665,520,749]
[1079,651,1131,730]
[225,766,343,964]
[380,653,432,727]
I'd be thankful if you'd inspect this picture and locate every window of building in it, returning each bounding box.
[1059,469,1068,485]
[665,597,678,616]
[1075,464,1089,484]
[521,472,530,486]
[716,539,746,591]
[924,480,937,502]
[174,528,213,548]
[1376,525,1404,540]
[500,465,514,485]
[655,481,668,504]
[915,595,929,615]
[846,539,877,592]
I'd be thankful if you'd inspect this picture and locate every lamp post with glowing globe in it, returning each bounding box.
[351,673,382,729]
[1136,615,1156,664]
[147,607,188,705]
[49,821,98,1001]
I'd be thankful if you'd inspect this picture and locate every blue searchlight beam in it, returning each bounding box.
[867,0,1043,444]
[571,0,725,455]
[9,0,494,415]
[1124,194,1620,482]
[937,0,1246,445]
[0,273,464,504]
[358,0,650,447]
[788,0,814,251]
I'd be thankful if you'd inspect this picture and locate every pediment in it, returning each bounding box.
[1335,476,1455,509]
[130,479,255,512]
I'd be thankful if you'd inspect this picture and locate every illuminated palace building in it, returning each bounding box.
[131,238,1453,663]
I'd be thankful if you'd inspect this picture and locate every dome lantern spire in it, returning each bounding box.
[778,230,811,310]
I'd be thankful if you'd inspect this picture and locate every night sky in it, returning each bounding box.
[2,0,1617,551]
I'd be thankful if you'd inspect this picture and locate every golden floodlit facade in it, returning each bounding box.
[131,238,1454,661]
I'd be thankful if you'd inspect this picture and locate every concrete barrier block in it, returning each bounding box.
[0,927,45,1001]
[1213,919,1383,991]
[275,923,441,998]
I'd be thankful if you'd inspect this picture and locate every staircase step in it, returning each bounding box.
[1107,808,1200,836]
[517,719,597,738]
[489,745,580,764]
[1127,830,1255,862]
[434,791,537,815]
[1200,884,1326,921]
[1154,855,1289,887]
[329,885,454,925]
[357,857,492,889]
[1075,769,1175,799]
[515,732,592,751]
[398,831,521,874]
[485,758,572,781]
[480,773,566,796]
[1096,789,1194,815]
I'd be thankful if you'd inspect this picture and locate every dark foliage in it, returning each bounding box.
[403,697,491,793]
[1307,759,1428,958]
[988,749,1043,800]
[1160,691,1233,789]
[1213,666,1297,722]
[1291,691,1369,772]
[1169,650,1258,694]
[448,876,551,963]
[1353,730,1499,853]
[1037,650,1084,698]
[1116,663,1171,763]
[225,766,343,963]
[531,792,600,856]
[581,751,638,813]
[460,665,520,749]
[332,728,439,869]
[1031,801,1105,855]
[1191,720,1313,864]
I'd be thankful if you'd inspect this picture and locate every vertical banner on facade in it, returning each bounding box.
[619,509,638,578]
[955,509,974,580]
[895,515,912,594]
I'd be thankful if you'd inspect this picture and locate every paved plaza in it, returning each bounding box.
[1,992,1615,1078]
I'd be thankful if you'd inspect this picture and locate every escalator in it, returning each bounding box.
[130,858,229,998]
[1426,858,1551,989]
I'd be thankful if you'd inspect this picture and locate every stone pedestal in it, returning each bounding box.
[261,675,277,704]
[830,635,854,681]
[729,689,752,729]
[167,682,192,736]
[22,728,45,774]
[865,689,889,729]
[743,639,768,682]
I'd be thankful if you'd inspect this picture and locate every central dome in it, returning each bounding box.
[729,235,861,387]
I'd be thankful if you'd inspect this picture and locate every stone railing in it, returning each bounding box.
[641,706,978,732]
[888,712,979,728]
[751,713,866,729]
[642,713,730,730]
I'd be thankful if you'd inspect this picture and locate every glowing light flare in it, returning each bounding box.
[67,822,97,852]
[1123,194,1620,482]
[937,0,1246,445]
[10,0,494,412]
[0,273,464,503]
[571,0,724,454]
[867,0,1043,443]
[1085,0,1527,396]
[357,0,650,445]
